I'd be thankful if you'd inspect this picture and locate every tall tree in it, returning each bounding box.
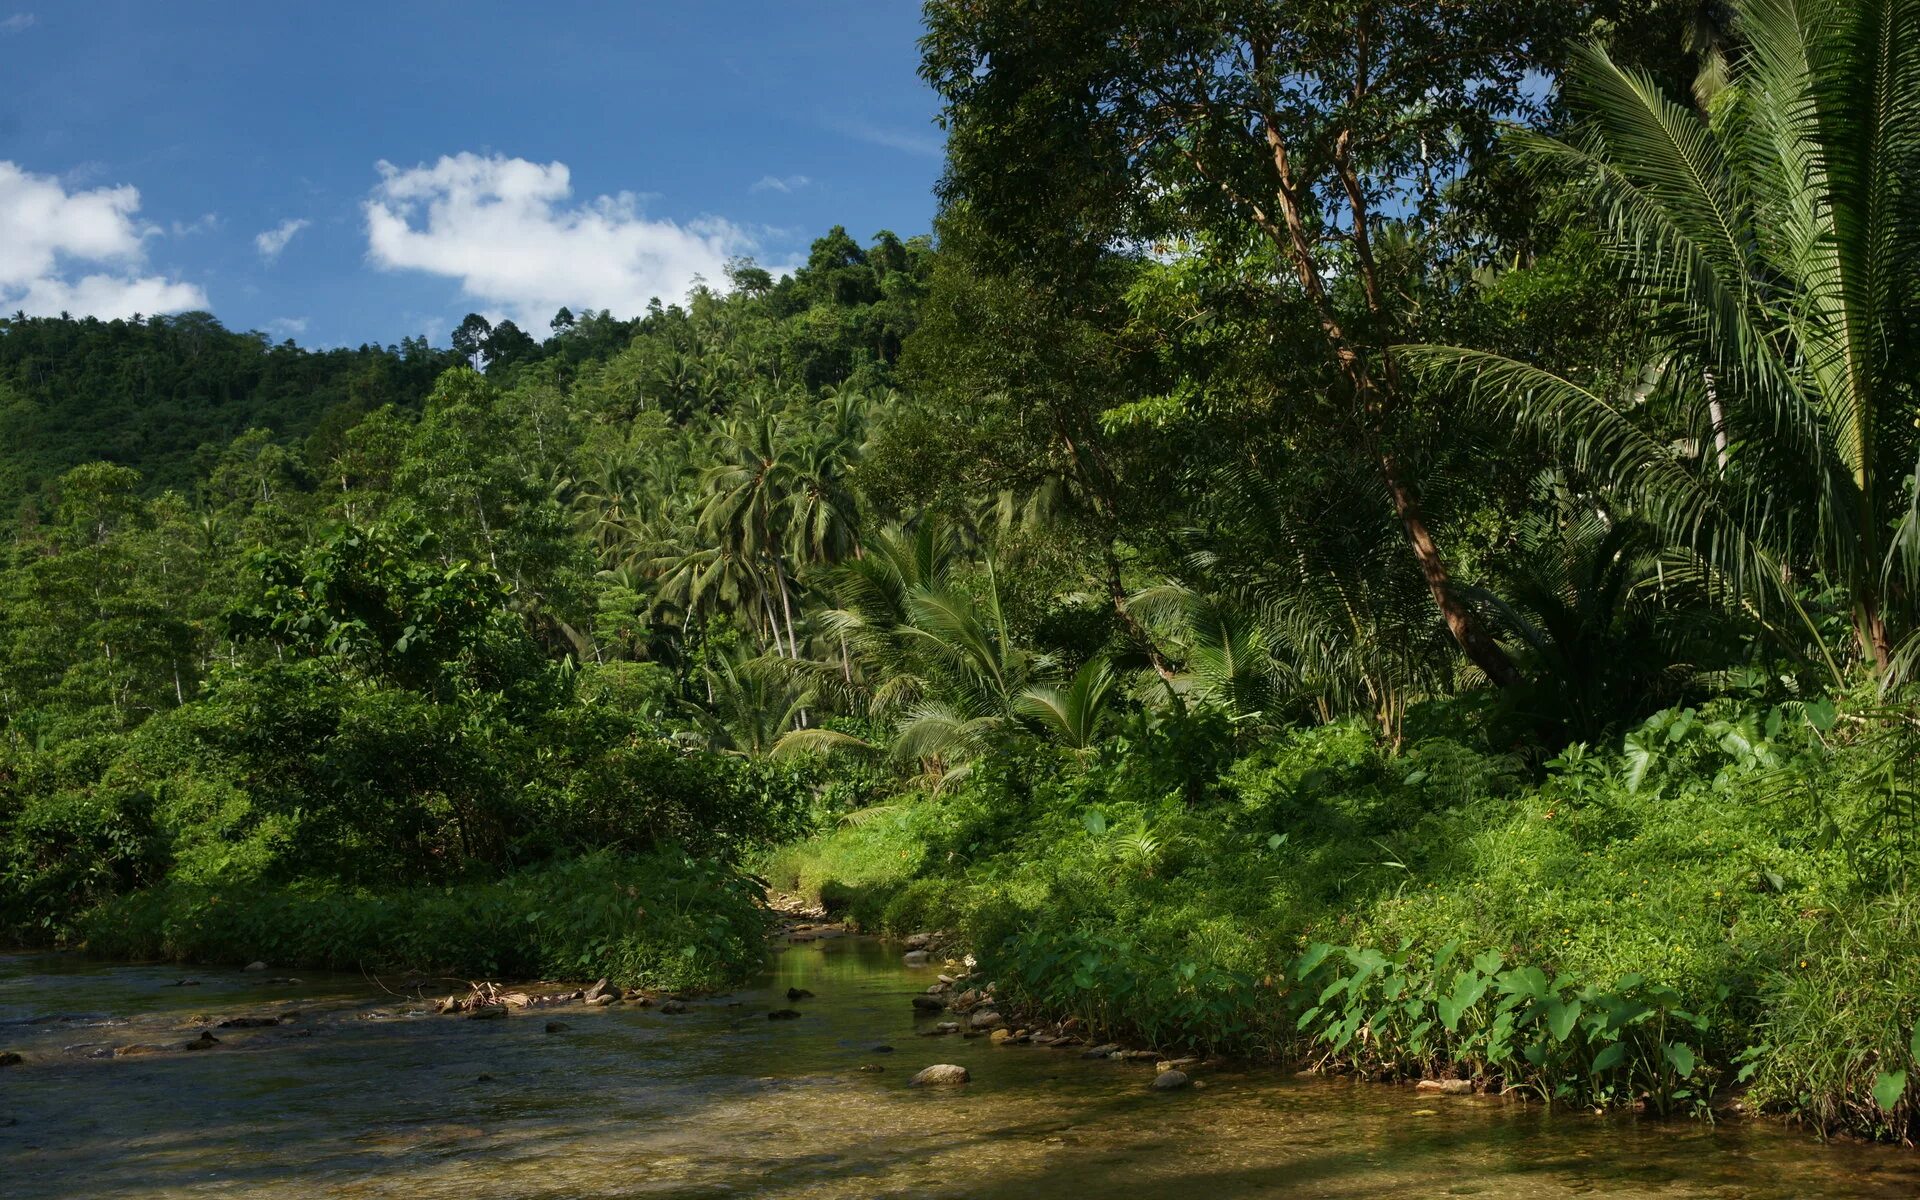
[919,0,1640,686]
[1409,0,1920,682]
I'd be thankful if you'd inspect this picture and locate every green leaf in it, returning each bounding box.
[1547,998,1582,1043]
[1664,1042,1696,1077]
[1590,1042,1627,1074]
[1873,1070,1907,1112]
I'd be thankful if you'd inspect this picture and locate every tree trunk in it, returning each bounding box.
[1380,451,1523,688]
[1858,596,1893,674]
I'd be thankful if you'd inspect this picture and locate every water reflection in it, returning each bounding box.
[2,938,1915,1198]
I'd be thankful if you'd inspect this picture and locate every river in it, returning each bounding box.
[4,933,1918,1198]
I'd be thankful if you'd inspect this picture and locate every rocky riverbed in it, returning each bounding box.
[5,933,1920,1199]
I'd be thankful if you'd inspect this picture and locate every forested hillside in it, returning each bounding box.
[5,0,1920,1147]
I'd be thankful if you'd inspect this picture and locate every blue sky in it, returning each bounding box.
[0,2,944,347]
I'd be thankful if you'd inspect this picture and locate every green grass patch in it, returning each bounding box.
[78,851,770,993]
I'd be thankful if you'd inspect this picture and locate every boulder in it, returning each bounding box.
[1415,1078,1474,1095]
[911,995,947,1013]
[585,993,618,1007]
[583,978,620,1004]
[934,1021,961,1034]
[184,1031,221,1051]
[989,1028,1014,1044]
[969,1010,1005,1031]
[786,987,814,1001]
[466,1004,509,1020]
[1081,1044,1121,1059]
[904,933,933,950]
[908,1063,970,1086]
[658,1000,688,1014]
[242,961,268,972]
[902,950,931,966]
[500,992,533,1009]
[1151,1069,1192,1091]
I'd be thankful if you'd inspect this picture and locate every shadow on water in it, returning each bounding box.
[3,938,1918,1199]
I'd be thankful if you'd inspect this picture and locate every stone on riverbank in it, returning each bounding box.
[466,1004,508,1020]
[911,994,946,1012]
[1415,1079,1474,1095]
[909,1064,969,1086]
[1151,1069,1191,1091]
[243,961,267,972]
[968,1010,1004,1031]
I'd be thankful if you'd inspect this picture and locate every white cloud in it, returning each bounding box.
[832,118,943,159]
[0,13,34,34]
[265,316,308,339]
[363,153,753,327]
[751,173,811,194]
[254,217,309,260]
[0,160,206,318]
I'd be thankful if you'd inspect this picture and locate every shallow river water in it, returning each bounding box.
[5,934,1919,1199]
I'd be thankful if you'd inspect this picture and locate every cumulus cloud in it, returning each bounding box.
[0,13,34,34]
[254,217,309,260]
[363,153,753,327]
[265,316,309,339]
[0,160,206,318]
[751,173,811,194]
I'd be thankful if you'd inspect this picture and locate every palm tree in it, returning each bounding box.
[1407,0,1920,684]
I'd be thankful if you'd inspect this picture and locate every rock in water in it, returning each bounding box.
[242,961,268,972]
[1415,1078,1474,1095]
[216,1016,280,1029]
[466,1004,509,1020]
[0,1051,22,1067]
[904,933,933,950]
[909,1064,970,1086]
[184,1031,221,1051]
[583,978,616,1004]
[659,1000,688,1014]
[767,1009,802,1020]
[1151,1069,1191,1091]
[902,950,931,966]
[545,1021,569,1033]
[911,995,947,1012]
[786,987,814,1001]
[968,1010,1005,1031]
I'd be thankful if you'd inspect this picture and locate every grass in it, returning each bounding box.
[79,850,770,993]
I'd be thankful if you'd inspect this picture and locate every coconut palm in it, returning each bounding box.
[1406,0,1920,684]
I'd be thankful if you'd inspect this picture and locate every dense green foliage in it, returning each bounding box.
[3,0,1919,1148]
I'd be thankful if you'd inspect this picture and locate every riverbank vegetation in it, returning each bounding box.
[4,0,1920,1143]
